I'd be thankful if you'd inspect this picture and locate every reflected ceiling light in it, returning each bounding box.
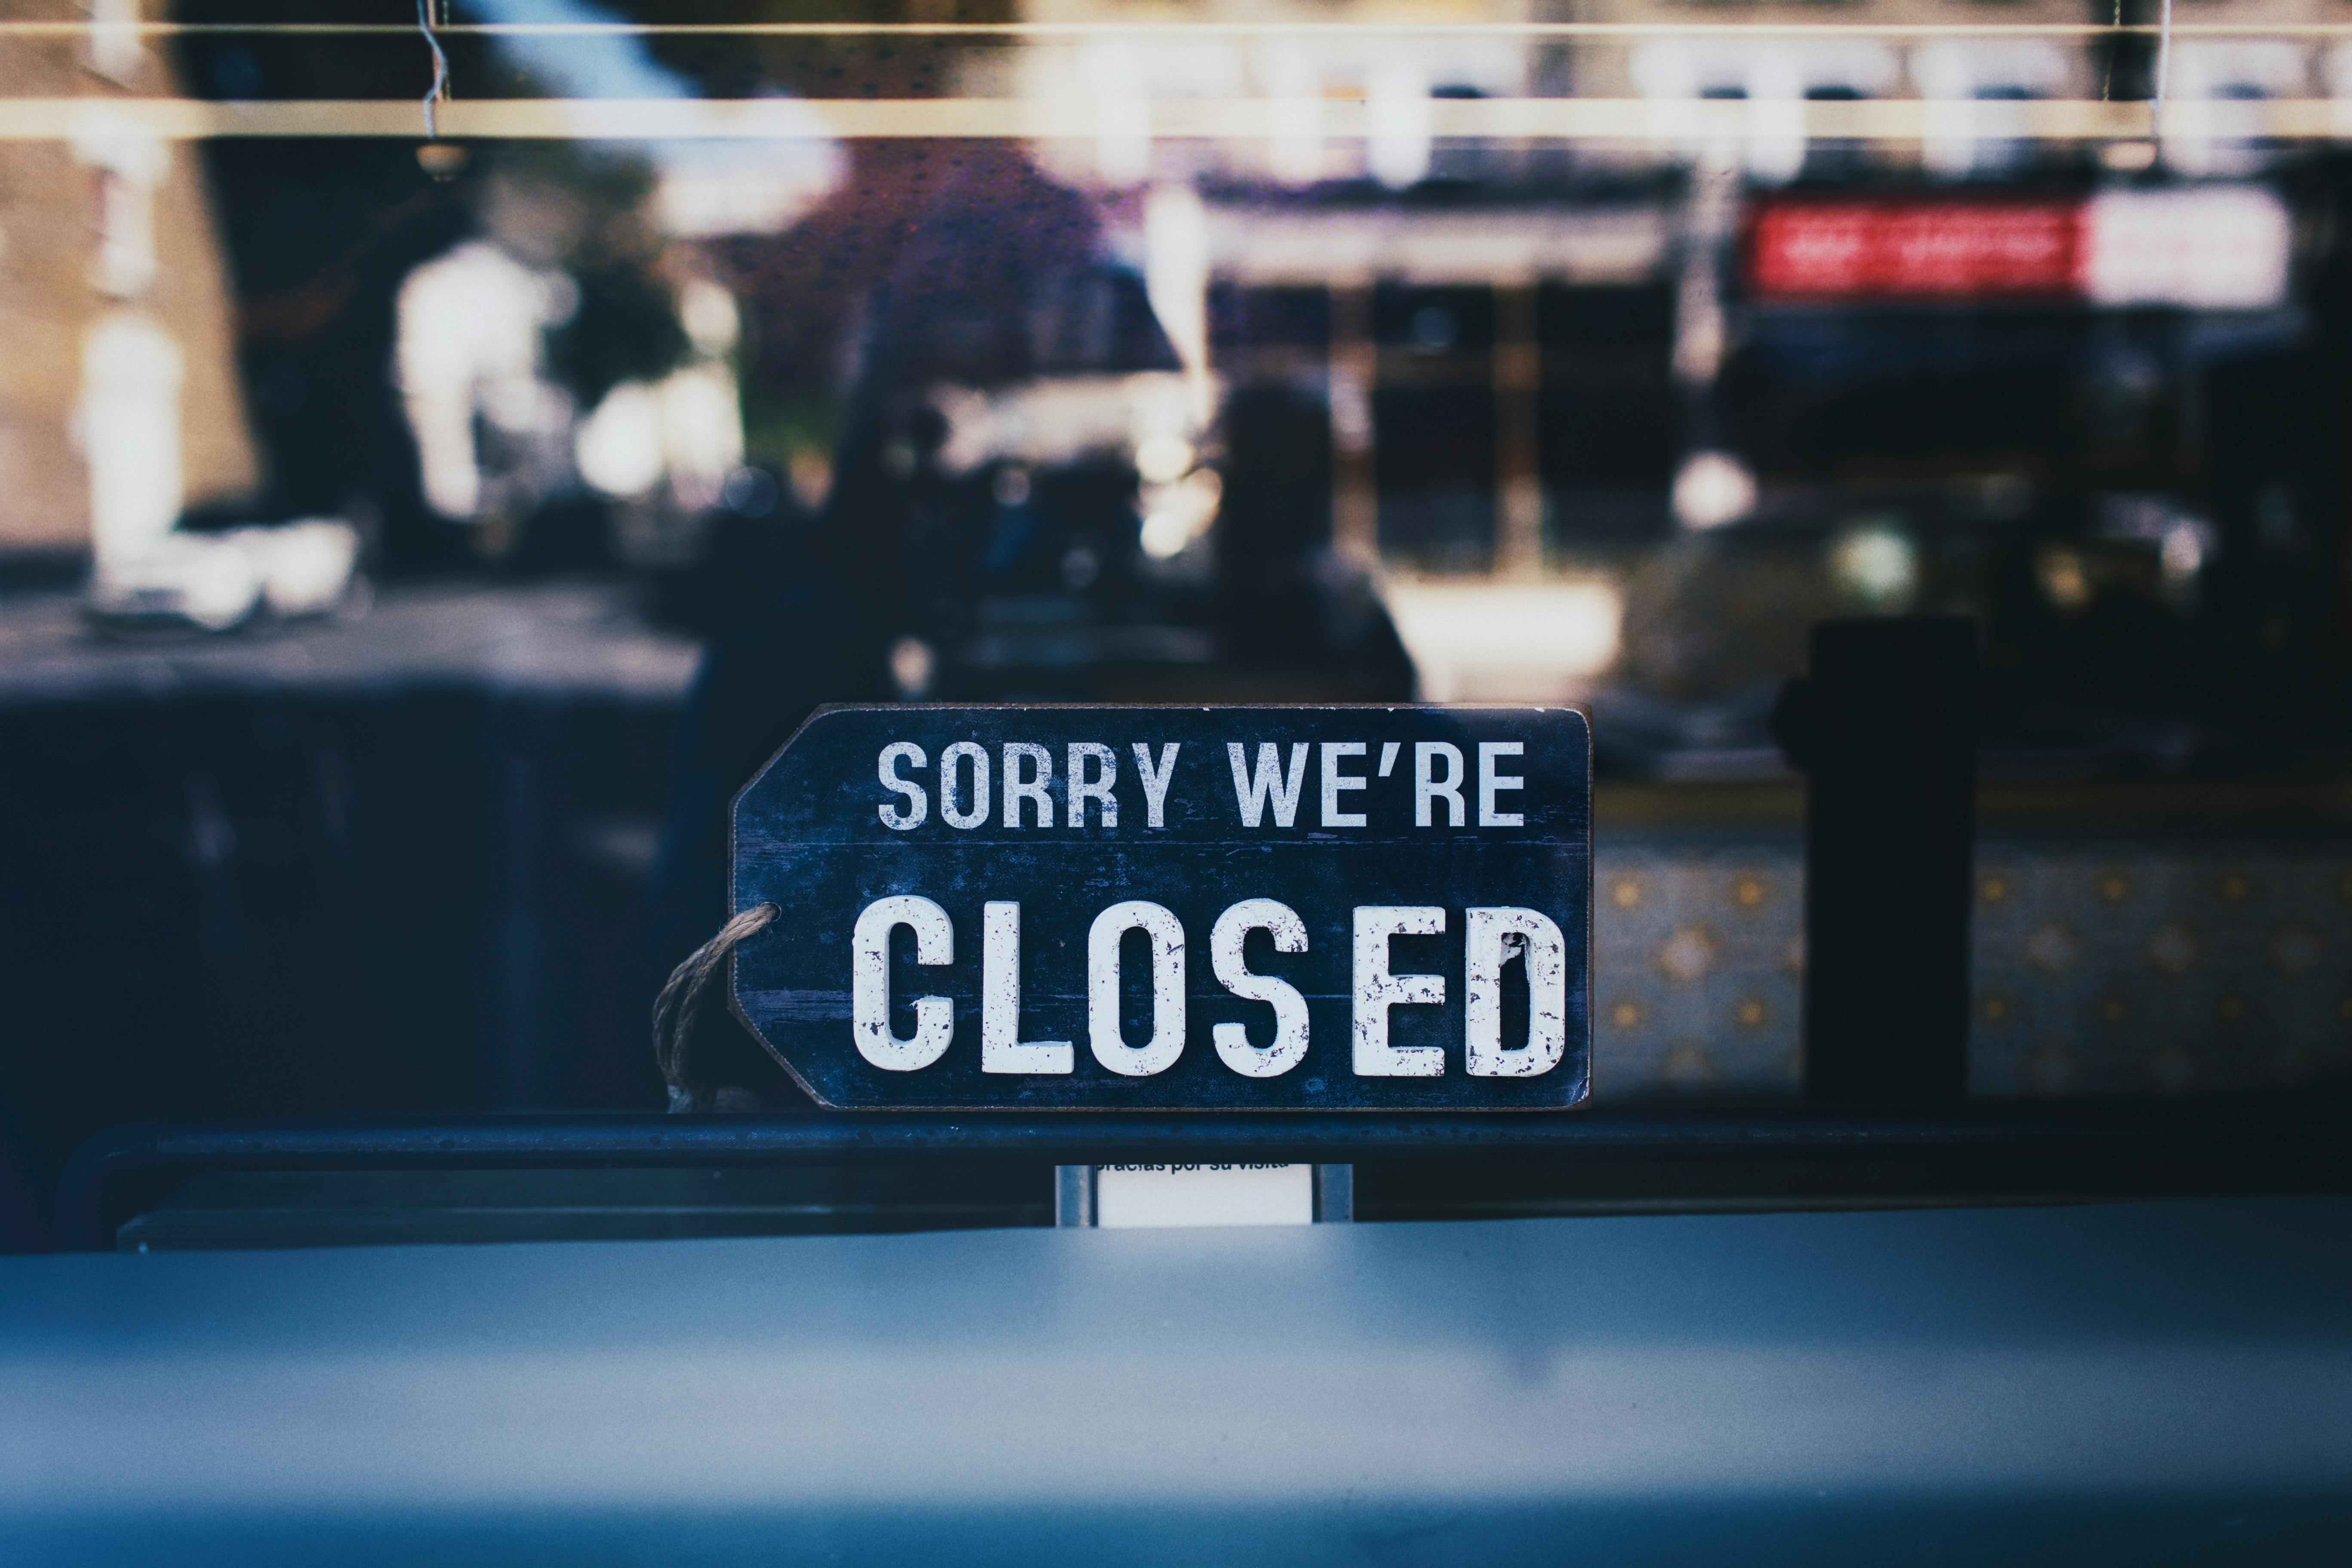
[1672,450,1756,530]
[1134,434,1194,486]
[575,383,665,498]
[1829,522,1920,612]
[1383,579,1624,702]
[1367,56,1432,190]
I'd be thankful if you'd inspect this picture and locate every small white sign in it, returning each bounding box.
[2084,186,2291,311]
[1093,1163,1313,1228]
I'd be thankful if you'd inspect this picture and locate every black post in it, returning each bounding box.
[1776,618,1976,1103]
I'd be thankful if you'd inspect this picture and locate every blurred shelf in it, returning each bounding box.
[0,580,697,706]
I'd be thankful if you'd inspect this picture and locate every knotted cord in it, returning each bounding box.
[652,902,779,1112]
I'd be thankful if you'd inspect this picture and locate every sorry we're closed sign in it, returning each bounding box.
[731,706,1592,1112]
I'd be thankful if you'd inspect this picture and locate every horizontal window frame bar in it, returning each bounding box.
[7,20,2352,38]
[59,1102,2352,1250]
[10,95,2348,141]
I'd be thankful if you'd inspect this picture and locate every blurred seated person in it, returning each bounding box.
[1215,381,1416,701]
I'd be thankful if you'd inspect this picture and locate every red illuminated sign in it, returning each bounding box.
[1747,199,2084,301]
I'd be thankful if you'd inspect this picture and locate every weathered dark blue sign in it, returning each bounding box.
[731,706,1591,1111]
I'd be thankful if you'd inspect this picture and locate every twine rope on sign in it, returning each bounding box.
[652,902,778,1112]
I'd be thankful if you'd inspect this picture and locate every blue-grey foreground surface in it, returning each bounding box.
[3,1198,2348,1565]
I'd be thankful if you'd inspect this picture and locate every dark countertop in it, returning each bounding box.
[0,581,700,705]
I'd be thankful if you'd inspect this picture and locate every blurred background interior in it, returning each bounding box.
[3,0,2350,1246]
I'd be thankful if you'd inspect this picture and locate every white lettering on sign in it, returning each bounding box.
[1067,742,1118,827]
[877,741,926,830]
[1319,741,1368,827]
[850,895,955,1070]
[846,895,1570,1081]
[981,901,1073,1074]
[872,737,1534,832]
[1464,906,1568,1077]
[939,741,990,830]
[1210,898,1311,1077]
[1002,743,1054,828]
[1089,900,1187,1076]
[1132,742,1180,827]
[1415,742,1465,827]
[1478,742,1525,827]
[1228,741,1309,828]
[1352,906,1447,1077]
